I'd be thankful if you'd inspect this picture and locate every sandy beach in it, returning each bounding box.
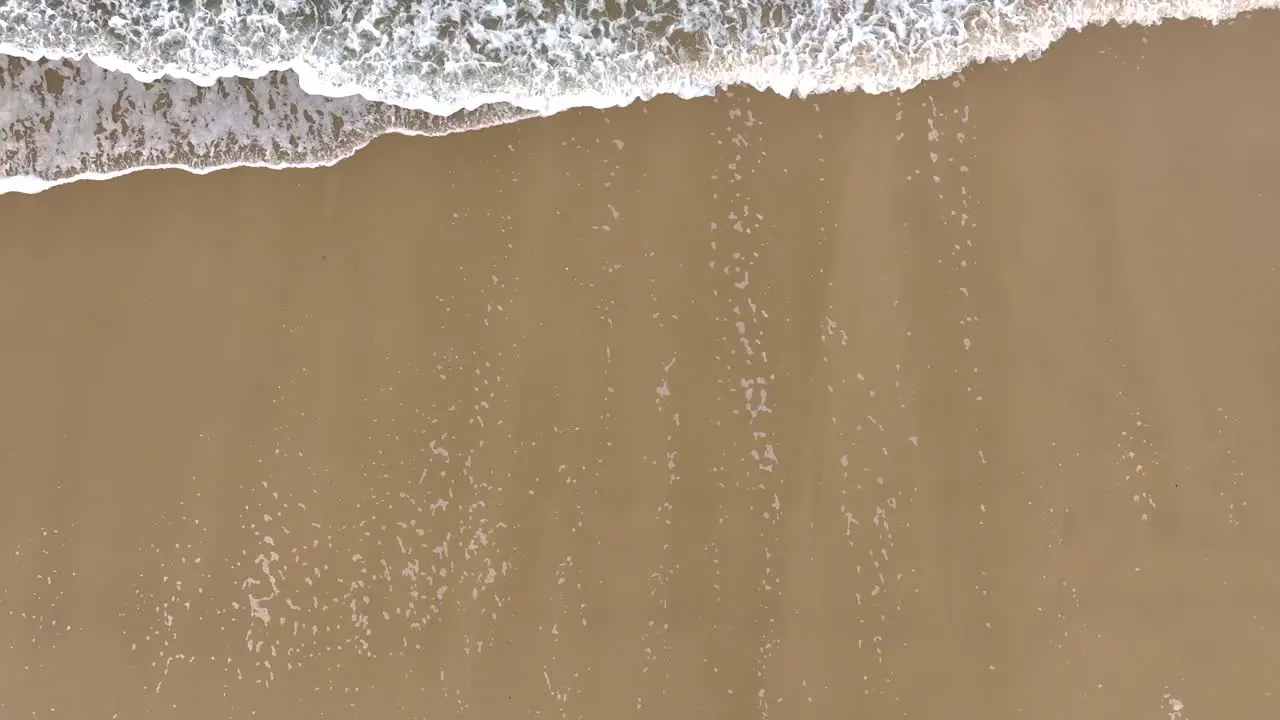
[2,13,1280,719]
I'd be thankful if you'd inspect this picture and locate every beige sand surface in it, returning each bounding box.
[2,13,1280,720]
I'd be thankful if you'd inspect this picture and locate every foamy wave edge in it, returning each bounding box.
[1,0,1275,195]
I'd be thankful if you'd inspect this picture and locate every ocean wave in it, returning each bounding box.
[0,0,1273,194]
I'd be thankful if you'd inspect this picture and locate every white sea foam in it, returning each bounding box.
[0,0,1274,193]
[0,57,535,193]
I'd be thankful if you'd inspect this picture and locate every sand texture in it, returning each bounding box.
[1,14,1279,720]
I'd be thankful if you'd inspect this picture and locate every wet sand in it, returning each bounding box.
[2,14,1280,720]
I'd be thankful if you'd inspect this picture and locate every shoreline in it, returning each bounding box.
[3,11,1277,196]
[1,11,1279,719]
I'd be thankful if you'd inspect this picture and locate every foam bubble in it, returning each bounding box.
[0,0,1275,193]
